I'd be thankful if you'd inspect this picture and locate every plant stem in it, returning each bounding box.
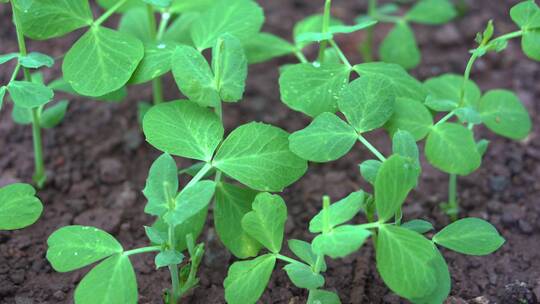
[152,78,164,104]
[358,135,386,162]
[94,0,130,26]
[446,173,458,221]
[435,110,456,125]
[329,39,352,69]
[322,196,331,234]
[11,1,46,188]
[124,246,161,256]
[276,254,300,264]
[317,0,333,63]
[294,50,308,64]
[156,11,171,42]
[184,163,213,190]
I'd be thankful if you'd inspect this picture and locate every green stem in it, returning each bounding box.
[276,254,300,264]
[124,246,161,256]
[329,39,352,69]
[168,221,179,302]
[152,78,164,104]
[317,0,333,63]
[156,11,171,42]
[294,50,308,64]
[322,196,331,234]
[446,174,458,221]
[147,4,158,38]
[358,135,386,162]
[94,0,130,26]
[435,110,456,125]
[8,64,21,83]
[489,30,523,45]
[12,1,46,188]
[184,163,213,190]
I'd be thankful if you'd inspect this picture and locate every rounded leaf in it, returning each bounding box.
[479,89,532,139]
[380,23,420,70]
[433,218,505,255]
[385,97,433,141]
[0,183,43,230]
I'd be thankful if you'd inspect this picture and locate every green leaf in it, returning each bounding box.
[375,155,418,222]
[40,100,69,129]
[190,0,264,50]
[328,20,378,35]
[212,34,248,102]
[424,74,481,107]
[353,62,427,101]
[19,52,54,69]
[16,0,93,40]
[433,217,505,255]
[152,210,208,251]
[401,219,434,234]
[377,224,450,302]
[0,183,42,230]
[288,239,326,271]
[224,254,276,304]
[215,182,262,259]
[164,180,216,226]
[170,0,214,13]
[144,226,166,245]
[385,98,433,141]
[155,250,184,269]
[48,78,128,102]
[0,53,18,65]
[279,63,350,117]
[510,1,540,29]
[477,139,490,157]
[309,191,366,233]
[410,250,451,304]
[63,27,144,97]
[308,290,341,304]
[425,123,481,175]
[46,226,123,272]
[11,104,32,125]
[142,153,179,216]
[406,0,457,25]
[522,30,540,61]
[74,254,137,304]
[359,159,382,185]
[118,7,153,43]
[479,90,532,139]
[424,95,459,112]
[244,33,295,64]
[380,23,420,70]
[96,0,142,13]
[130,42,177,84]
[392,130,420,168]
[284,262,325,290]
[241,192,287,253]
[312,225,371,259]
[143,101,224,161]
[163,12,198,45]
[293,14,343,49]
[0,86,6,111]
[213,122,307,192]
[143,0,172,8]
[16,0,33,11]
[455,106,482,124]
[339,75,395,133]
[8,81,53,108]
[171,45,219,107]
[289,112,357,162]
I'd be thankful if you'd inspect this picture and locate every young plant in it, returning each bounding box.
[358,0,458,69]
[0,183,43,230]
[223,158,505,303]
[1,0,71,188]
[45,153,211,303]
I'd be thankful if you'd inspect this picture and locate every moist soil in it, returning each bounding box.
[1,0,540,303]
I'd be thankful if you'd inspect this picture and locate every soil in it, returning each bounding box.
[1,0,539,303]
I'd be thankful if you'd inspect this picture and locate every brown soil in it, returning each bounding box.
[1,0,539,303]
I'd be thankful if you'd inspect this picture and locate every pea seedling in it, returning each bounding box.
[46,0,309,302]
[0,183,43,230]
[358,0,458,69]
[1,0,71,188]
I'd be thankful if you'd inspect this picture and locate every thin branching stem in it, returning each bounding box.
[358,135,386,162]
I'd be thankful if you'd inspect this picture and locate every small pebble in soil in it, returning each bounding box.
[489,175,509,192]
[518,219,535,235]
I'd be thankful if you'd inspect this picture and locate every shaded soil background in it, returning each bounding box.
[1,0,539,303]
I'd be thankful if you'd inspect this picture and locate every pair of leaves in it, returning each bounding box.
[46,226,137,304]
[510,1,540,61]
[224,193,289,304]
[12,100,69,129]
[143,101,307,192]
[0,183,43,230]
[288,74,395,163]
[172,34,247,107]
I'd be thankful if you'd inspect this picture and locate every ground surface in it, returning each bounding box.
[1,0,539,303]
